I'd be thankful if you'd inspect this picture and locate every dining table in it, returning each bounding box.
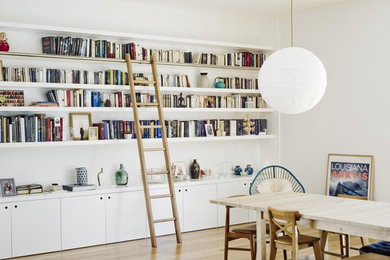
[210,192,390,260]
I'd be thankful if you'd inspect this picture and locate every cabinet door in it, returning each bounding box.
[106,191,147,243]
[0,203,11,259]
[183,184,217,232]
[217,181,250,226]
[61,195,106,250]
[150,188,183,236]
[12,199,61,257]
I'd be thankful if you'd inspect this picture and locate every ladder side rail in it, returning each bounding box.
[151,54,182,244]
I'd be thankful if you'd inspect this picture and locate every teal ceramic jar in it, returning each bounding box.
[115,164,128,185]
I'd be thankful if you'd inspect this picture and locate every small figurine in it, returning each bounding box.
[80,127,84,140]
[245,164,254,175]
[234,165,242,175]
[0,32,9,52]
[97,168,104,187]
[177,92,187,107]
[243,114,255,135]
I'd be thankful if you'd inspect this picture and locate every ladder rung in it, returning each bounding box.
[133,80,155,85]
[153,217,175,224]
[140,125,162,129]
[144,147,165,152]
[136,103,159,107]
[150,194,172,199]
[146,170,168,175]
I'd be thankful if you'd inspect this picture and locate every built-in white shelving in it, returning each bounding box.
[0,135,275,148]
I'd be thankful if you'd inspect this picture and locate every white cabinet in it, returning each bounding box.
[61,195,106,250]
[150,187,184,236]
[106,191,147,243]
[182,184,217,232]
[0,203,11,259]
[217,181,251,227]
[11,199,61,257]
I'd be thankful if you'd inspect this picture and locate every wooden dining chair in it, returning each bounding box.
[268,207,322,260]
[224,205,257,260]
[321,194,369,258]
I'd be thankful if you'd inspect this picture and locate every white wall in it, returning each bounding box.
[0,1,278,187]
[278,0,390,201]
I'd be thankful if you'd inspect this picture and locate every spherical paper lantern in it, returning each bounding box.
[258,47,327,114]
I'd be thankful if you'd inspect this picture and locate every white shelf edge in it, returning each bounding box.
[0,51,261,71]
[0,135,275,148]
[0,107,273,113]
[0,21,274,51]
[0,81,260,95]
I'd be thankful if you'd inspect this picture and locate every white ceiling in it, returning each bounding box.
[125,0,347,16]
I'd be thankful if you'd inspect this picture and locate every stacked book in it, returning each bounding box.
[16,184,43,195]
[62,184,96,192]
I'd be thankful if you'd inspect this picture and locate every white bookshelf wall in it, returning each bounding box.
[0,22,279,187]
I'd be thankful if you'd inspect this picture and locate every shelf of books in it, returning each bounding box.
[0,135,275,148]
[0,82,262,95]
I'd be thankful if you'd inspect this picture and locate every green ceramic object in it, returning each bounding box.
[115,163,128,185]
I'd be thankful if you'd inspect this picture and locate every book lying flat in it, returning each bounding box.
[16,184,43,195]
[62,184,96,192]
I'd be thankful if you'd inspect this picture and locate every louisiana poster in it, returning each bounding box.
[326,154,374,199]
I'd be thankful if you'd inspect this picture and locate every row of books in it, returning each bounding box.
[92,118,267,140]
[217,77,258,90]
[2,67,187,88]
[0,90,24,107]
[0,115,64,143]
[162,94,267,109]
[195,52,265,68]
[44,89,155,108]
[41,36,265,67]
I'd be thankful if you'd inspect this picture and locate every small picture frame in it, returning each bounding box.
[205,124,214,137]
[0,178,17,196]
[326,153,374,200]
[69,113,92,141]
[88,127,99,141]
[172,162,187,180]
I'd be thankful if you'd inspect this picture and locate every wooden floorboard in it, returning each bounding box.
[15,226,367,260]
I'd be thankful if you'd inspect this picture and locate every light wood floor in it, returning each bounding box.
[16,226,366,260]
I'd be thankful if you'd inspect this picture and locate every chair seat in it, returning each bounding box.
[275,234,320,245]
[231,223,257,234]
[360,241,390,256]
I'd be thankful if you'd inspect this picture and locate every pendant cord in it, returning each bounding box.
[291,0,294,47]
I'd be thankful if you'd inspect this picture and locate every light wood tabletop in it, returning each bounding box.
[211,192,390,260]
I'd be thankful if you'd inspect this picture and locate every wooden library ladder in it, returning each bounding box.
[125,53,182,248]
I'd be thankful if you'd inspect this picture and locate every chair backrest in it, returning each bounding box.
[268,207,301,245]
[249,165,305,195]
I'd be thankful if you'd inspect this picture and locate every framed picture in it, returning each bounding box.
[172,162,187,179]
[326,153,374,200]
[205,124,214,137]
[0,178,16,196]
[70,113,92,140]
[88,127,99,141]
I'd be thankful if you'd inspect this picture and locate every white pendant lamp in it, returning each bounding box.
[258,0,327,114]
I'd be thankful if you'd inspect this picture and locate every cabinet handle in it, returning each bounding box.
[100,197,103,200]
[14,205,17,208]
[5,206,8,210]
[108,196,111,199]
[178,189,181,192]
[185,189,188,192]
[244,183,247,186]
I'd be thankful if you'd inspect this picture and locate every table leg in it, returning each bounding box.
[256,211,266,260]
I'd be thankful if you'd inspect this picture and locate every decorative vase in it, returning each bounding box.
[124,133,132,140]
[76,167,88,185]
[190,159,200,179]
[198,73,210,88]
[234,165,242,176]
[213,77,225,88]
[245,164,254,175]
[115,164,128,185]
